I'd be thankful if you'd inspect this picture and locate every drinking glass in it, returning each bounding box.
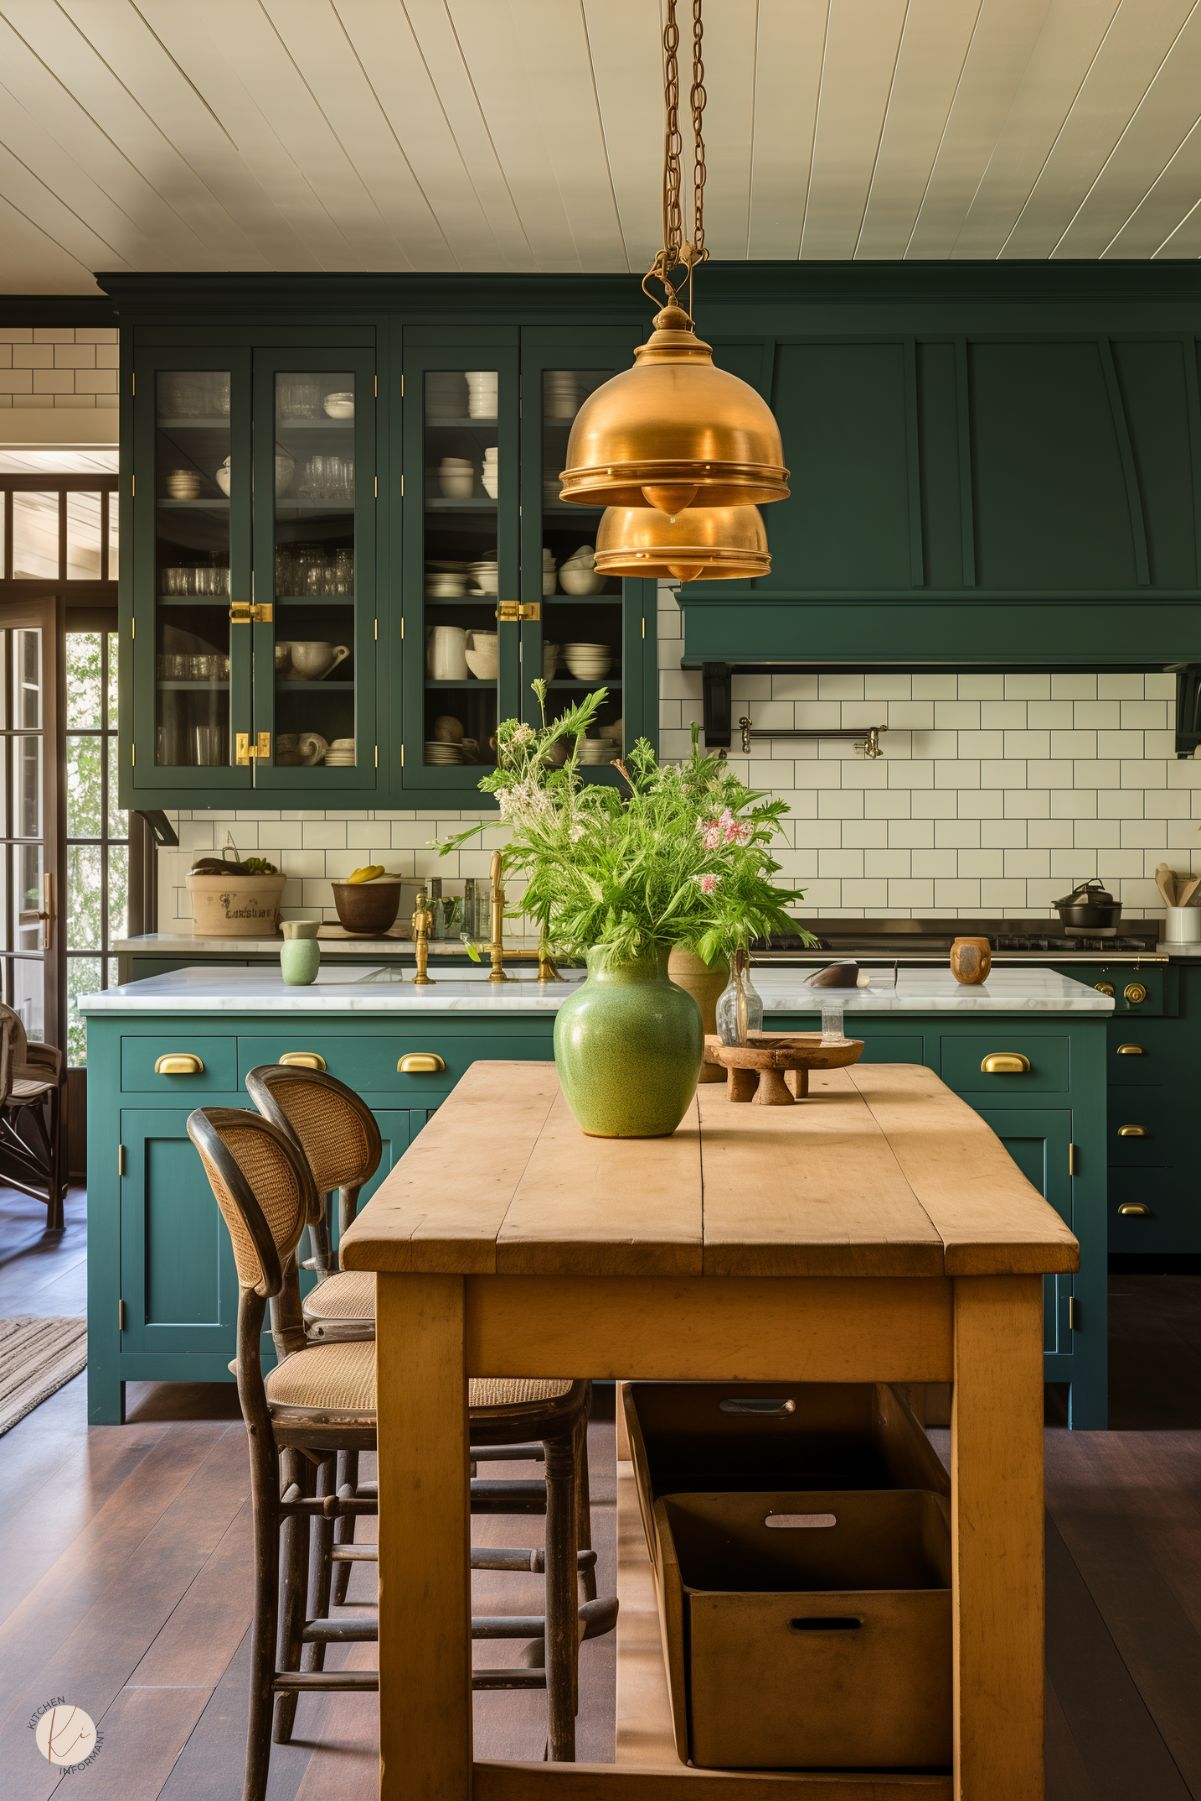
[820,999,849,1046]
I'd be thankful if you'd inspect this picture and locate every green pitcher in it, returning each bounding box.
[553,947,702,1138]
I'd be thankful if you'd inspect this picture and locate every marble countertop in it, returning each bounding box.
[79,963,1114,1016]
[114,931,485,958]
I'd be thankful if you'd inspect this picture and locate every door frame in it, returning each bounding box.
[0,593,64,1056]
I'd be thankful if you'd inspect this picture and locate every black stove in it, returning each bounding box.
[753,917,1164,965]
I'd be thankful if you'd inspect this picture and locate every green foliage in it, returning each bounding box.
[440,685,815,966]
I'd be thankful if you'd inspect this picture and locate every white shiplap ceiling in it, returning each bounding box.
[1,0,1200,294]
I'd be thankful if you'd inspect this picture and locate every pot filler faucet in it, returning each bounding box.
[738,716,886,759]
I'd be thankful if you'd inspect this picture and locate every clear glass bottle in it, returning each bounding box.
[821,997,849,1045]
[716,948,763,1046]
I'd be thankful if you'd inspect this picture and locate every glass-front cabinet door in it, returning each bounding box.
[252,351,377,790]
[520,329,658,772]
[132,348,252,792]
[399,332,520,795]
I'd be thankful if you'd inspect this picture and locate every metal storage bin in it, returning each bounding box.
[656,1489,952,1770]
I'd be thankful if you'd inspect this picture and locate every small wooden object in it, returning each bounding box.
[704,1032,864,1104]
[950,935,992,985]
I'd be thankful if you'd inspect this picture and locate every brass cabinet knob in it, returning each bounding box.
[278,1051,327,1071]
[1117,1202,1152,1217]
[397,1052,447,1074]
[980,1052,1031,1075]
[1123,981,1148,1005]
[1115,1044,1145,1056]
[1094,982,1115,997]
[1117,1123,1149,1138]
[154,1052,205,1076]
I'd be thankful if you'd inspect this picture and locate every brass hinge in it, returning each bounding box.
[399,617,405,641]
[130,742,136,767]
[400,743,405,768]
[374,744,379,768]
[399,473,404,498]
[117,1143,125,1176]
[399,373,405,398]
[373,373,379,398]
[642,616,647,640]
[374,474,378,499]
[118,1298,126,1332]
[130,616,136,640]
[236,730,271,764]
[1068,1142,1079,1176]
[1067,1296,1080,1332]
[130,371,136,397]
[373,617,379,642]
[496,600,541,623]
[131,473,136,498]
[229,601,273,624]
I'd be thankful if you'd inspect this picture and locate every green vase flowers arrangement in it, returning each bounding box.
[442,684,812,1136]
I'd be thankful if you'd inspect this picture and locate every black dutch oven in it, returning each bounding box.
[1054,879,1122,930]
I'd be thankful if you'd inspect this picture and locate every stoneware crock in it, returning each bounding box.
[950,935,992,985]
[553,947,702,1137]
[279,918,321,986]
[667,947,730,1083]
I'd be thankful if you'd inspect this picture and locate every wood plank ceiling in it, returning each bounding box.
[0,0,1199,294]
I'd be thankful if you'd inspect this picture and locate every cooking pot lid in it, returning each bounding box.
[1056,879,1117,907]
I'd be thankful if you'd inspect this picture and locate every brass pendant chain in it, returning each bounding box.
[646,0,707,318]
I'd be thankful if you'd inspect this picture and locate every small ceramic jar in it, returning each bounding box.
[950,935,992,985]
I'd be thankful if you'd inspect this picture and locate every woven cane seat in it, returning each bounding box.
[9,1073,55,1102]
[265,1338,573,1424]
[303,1269,375,1324]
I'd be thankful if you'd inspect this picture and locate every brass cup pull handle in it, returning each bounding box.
[980,1052,1031,1075]
[278,1052,327,1072]
[1118,1202,1152,1217]
[1123,981,1148,1005]
[398,1052,447,1075]
[1117,1124,1149,1138]
[1094,982,1115,997]
[1116,1044,1145,1056]
[154,1053,205,1076]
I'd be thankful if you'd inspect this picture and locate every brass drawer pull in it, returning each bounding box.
[1123,981,1148,1005]
[1094,982,1115,997]
[154,1052,205,1076]
[980,1052,1031,1075]
[278,1052,327,1072]
[398,1052,447,1075]
[1118,1202,1152,1217]
[1116,1044,1145,1056]
[1117,1124,1149,1138]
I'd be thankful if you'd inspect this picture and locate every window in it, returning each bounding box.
[64,629,127,1064]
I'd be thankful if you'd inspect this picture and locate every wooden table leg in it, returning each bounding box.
[376,1273,472,1801]
[951,1274,1045,1800]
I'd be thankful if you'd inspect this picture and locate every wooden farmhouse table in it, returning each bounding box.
[340,1059,1080,1801]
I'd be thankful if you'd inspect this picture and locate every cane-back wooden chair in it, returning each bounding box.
[0,1002,67,1230]
[189,1103,595,1800]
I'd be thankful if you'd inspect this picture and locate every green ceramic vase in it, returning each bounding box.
[553,947,703,1138]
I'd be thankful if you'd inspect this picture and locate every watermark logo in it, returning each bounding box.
[29,1699,102,1771]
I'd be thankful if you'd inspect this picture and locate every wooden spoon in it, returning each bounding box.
[1176,872,1201,908]
[1155,863,1178,907]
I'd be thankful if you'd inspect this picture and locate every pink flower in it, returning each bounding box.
[699,816,723,851]
[696,872,719,895]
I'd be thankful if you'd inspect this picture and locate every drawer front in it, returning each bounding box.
[1054,963,1169,1016]
[120,1034,239,1095]
[1107,1027,1171,1087]
[1109,1172,1201,1254]
[938,1032,1070,1098]
[236,1030,552,1096]
[1106,1092,1184,1168]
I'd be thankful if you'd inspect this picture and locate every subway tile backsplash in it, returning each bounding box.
[157,585,1201,931]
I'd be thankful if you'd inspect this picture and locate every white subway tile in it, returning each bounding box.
[864,789,911,818]
[864,674,911,700]
[1096,729,1144,758]
[912,849,959,877]
[955,790,1004,818]
[933,817,981,848]
[955,730,1004,758]
[957,674,1005,700]
[909,790,958,817]
[817,674,864,701]
[1004,789,1051,818]
[885,879,934,908]
[818,790,866,819]
[1050,673,1097,700]
[839,879,890,907]
[933,759,981,790]
[1004,674,1051,700]
[933,878,981,907]
[771,674,818,700]
[1049,730,1096,759]
[888,818,935,848]
[1098,673,1145,699]
[840,819,889,848]
[886,759,935,789]
[957,849,1005,878]
[300,821,348,849]
[886,702,935,730]
[1144,673,1174,701]
[1073,700,1121,728]
[980,701,1027,729]
[1003,730,1052,758]
[981,820,1028,848]
[979,760,1027,789]
[911,674,958,699]
[1050,789,1097,819]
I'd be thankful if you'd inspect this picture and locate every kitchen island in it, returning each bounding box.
[340,1057,1079,1800]
[80,964,1111,1425]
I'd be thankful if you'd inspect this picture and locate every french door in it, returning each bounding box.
[0,598,62,1048]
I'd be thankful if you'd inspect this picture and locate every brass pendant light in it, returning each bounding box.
[595,503,770,585]
[559,0,788,522]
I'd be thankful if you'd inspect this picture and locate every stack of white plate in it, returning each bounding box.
[544,371,579,420]
[579,736,619,764]
[482,446,499,499]
[425,740,464,765]
[428,569,467,599]
[469,556,499,595]
[543,641,561,680]
[427,372,466,418]
[437,456,475,500]
[465,371,498,420]
[564,642,612,680]
[324,739,356,766]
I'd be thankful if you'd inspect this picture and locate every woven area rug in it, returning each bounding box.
[0,1316,87,1436]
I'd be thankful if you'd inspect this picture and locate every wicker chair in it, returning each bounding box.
[0,1002,67,1230]
[245,1062,598,1611]
[189,1104,595,1799]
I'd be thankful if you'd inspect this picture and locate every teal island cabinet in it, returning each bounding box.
[80,963,1111,1428]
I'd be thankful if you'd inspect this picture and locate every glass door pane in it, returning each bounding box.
[538,367,626,759]
[260,361,373,783]
[153,368,234,771]
[0,609,59,1047]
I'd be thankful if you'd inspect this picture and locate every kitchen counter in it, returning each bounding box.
[80,962,1114,1016]
[114,931,485,958]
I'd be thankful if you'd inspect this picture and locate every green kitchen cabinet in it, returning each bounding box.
[123,332,383,808]
[973,1105,1076,1355]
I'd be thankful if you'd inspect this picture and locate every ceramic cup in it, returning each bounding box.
[288,641,350,680]
[1165,905,1201,945]
[280,919,321,986]
[426,625,468,681]
[950,935,992,985]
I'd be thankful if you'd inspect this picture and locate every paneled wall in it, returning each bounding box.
[158,582,1201,930]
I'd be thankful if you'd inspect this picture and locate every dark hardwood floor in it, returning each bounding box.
[1,1182,1198,1799]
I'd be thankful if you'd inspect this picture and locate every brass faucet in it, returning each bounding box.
[411,889,434,986]
[488,850,511,983]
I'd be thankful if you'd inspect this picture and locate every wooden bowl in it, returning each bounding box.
[331,880,402,935]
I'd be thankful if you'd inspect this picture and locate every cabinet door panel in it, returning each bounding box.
[976,1105,1072,1358]
[119,1107,238,1353]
